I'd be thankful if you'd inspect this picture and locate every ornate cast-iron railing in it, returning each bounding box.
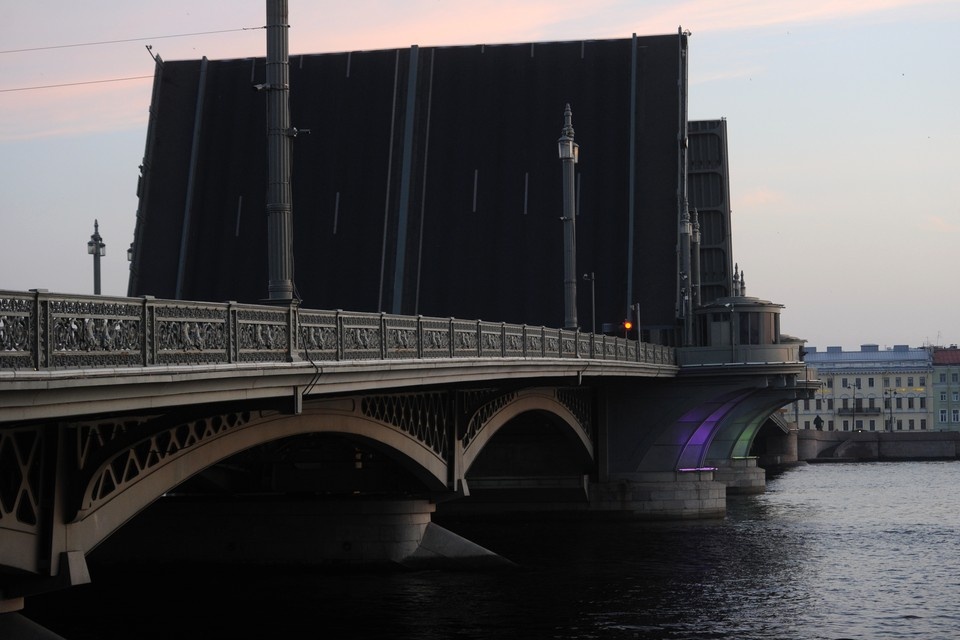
[0,290,675,371]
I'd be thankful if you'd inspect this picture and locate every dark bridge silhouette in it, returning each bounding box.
[1,7,818,634]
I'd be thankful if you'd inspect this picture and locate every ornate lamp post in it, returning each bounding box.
[885,389,898,432]
[848,378,859,431]
[87,220,106,295]
[558,104,579,330]
[582,272,596,336]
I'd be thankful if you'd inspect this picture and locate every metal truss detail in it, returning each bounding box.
[78,411,252,517]
[462,391,518,448]
[360,393,450,458]
[556,388,594,439]
[0,426,42,532]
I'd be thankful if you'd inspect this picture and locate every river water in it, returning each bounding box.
[23,461,960,639]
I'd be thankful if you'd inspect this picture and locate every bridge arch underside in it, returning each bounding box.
[70,400,456,555]
[449,390,596,508]
[71,387,597,555]
[601,376,800,475]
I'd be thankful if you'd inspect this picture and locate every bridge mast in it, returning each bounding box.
[265,0,295,302]
[559,104,579,331]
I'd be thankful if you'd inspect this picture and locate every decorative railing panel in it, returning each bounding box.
[0,290,676,372]
[154,301,229,365]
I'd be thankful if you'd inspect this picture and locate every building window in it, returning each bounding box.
[828,420,834,431]
[897,419,903,430]
[827,378,834,389]
[868,398,876,410]
[953,392,959,402]
[841,377,848,388]
[896,377,902,387]
[953,373,959,383]
[856,419,863,430]
[896,398,903,409]
[816,399,822,410]
[941,410,948,423]
[920,397,926,409]
[868,377,875,388]
[940,373,947,383]
[843,420,849,431]
[908,419,915,430]
[804,420,810,429]
[941,392,948,402]
[919,377,925,386]
[908,397,915,409]
[842,399,849,410]
[803,399,810,411]
[953,409,960,422]
[869,419,876,431]
[921,419,927,430]
[884,377,890,387]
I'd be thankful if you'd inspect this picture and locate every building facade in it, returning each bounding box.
[932,347,960,431]
[794,344,934,433]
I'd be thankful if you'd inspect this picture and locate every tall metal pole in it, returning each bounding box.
[265,0,295,302]
[582,273,595,335]
[87,219,105,295]
[558,104,578,331]
[851,379,858,431]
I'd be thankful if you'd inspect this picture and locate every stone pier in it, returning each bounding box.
[710,457,767,494]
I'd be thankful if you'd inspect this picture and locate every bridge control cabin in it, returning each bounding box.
[677,295,800,366]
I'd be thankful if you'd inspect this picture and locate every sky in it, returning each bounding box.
[1,0,958,351]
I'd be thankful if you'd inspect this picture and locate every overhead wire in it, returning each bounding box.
[0,25,265,93]
[0,27,265,55]
[0,76,153,93]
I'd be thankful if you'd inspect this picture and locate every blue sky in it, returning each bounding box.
[1,0,957,350]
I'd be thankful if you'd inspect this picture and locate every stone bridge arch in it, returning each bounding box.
[461,387,595,476]
[68,394,457,556]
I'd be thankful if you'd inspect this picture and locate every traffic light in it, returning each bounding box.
[622,319,633,338]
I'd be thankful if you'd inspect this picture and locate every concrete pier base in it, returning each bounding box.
[91,497,509,570]
[710,457,767,494]
[587,470,727,519]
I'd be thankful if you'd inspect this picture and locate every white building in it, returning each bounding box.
[793,344,933,432]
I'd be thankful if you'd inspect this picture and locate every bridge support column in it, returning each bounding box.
[90,497,509,570]
[709,457,766,494]
[587,470,725,520]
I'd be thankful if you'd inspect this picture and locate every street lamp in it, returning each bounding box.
[582,272,596,336]
[885,389,898,432]
[87,219,106,295]
[847,378,860,431]
[559,104,579,331]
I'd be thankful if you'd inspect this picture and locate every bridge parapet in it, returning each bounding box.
[0,290,675,373]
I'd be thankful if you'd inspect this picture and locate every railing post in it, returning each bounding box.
[142,296,156,366]
[221,301,233,364]
[417,315,424,359]
[287,300,300,362]
[501,322,506,358]
[336,310,344,361]
[448,317,455,358]
[380,312,388,360]
[476,320,482,357]
[30,289,45,370]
